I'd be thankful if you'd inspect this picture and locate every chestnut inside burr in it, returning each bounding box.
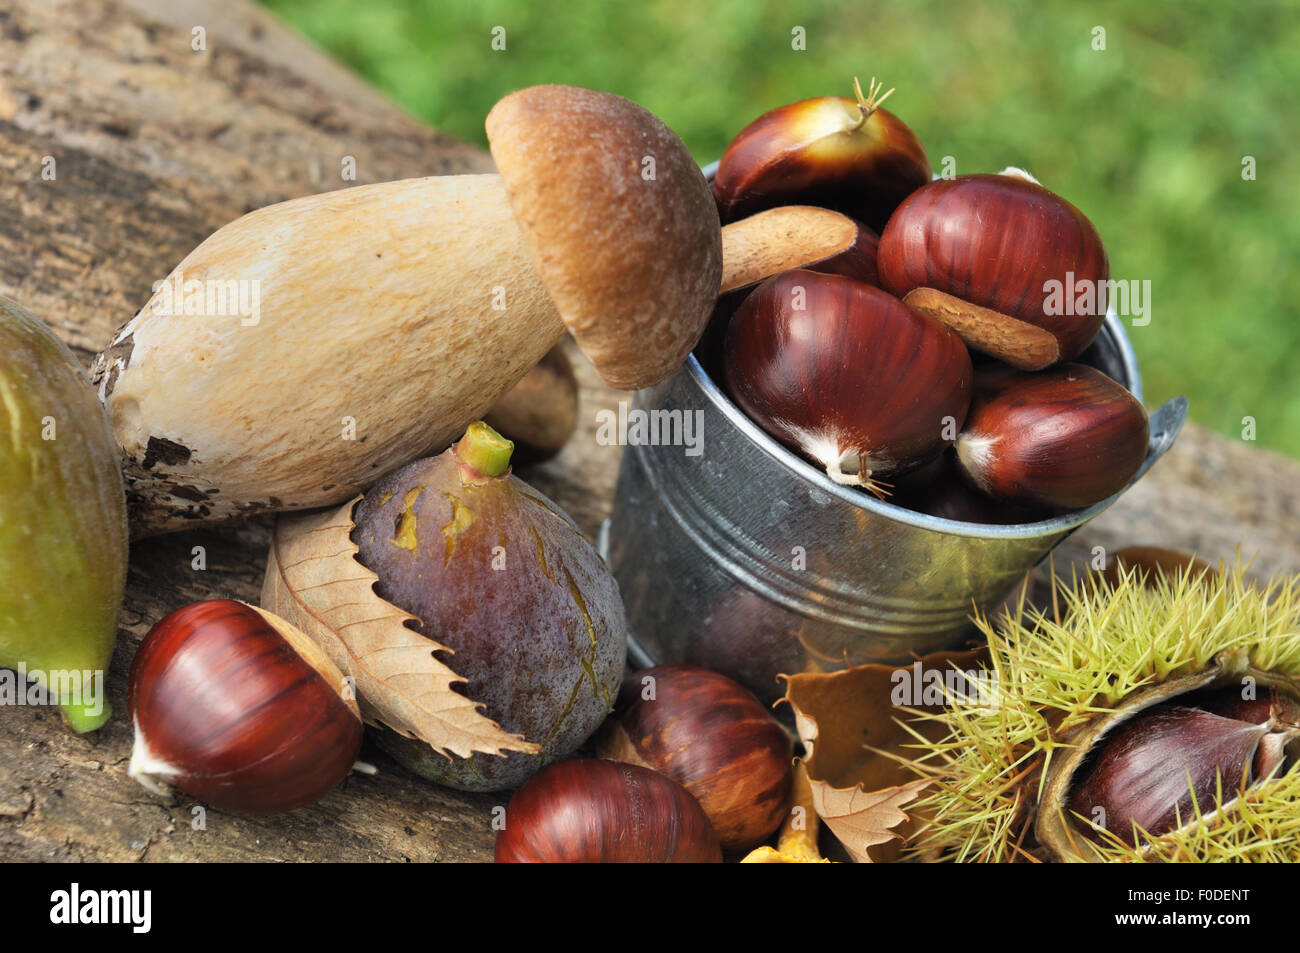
[1064,682,1300,844]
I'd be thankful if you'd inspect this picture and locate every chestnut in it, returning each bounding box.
[128,600,363,815]
[1184,684,1291,726]
[1067,695,1298,841]
[878,171,1109,361]
[954,364,1148,510]
[598,665,793,851]
[723,269,972,495]
[890,452,1052,525]
[495,759,722,863]
[807,217,881,286]
[714,78,931,233]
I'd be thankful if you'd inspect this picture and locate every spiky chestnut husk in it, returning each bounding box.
[899,561,1300,862]
[1055,688,1297,847]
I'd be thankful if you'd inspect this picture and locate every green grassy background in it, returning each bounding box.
[262,0,1300,459]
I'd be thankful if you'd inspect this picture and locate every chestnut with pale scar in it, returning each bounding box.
[127,600,363,815]
[723,269,972,496]
[954,364,1149,511]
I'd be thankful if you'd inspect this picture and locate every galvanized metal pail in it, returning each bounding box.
[605,183,1186,703]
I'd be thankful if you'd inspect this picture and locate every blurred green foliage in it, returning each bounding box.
[263,0,1300,458]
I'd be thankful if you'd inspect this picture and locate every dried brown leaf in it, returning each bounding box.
[783,646,987,862]
[807,777,931,863]
[260,497,539,761]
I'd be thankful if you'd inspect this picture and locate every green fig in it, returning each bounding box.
[0,297,128,732]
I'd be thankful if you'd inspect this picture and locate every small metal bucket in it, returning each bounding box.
[605,173,1187,703]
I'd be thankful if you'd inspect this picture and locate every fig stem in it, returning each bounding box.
[454,421,515,481]
[850,76,895,129]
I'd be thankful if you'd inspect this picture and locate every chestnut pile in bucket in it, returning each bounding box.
[712,80,1149,521]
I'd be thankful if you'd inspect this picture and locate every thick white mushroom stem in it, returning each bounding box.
[94,174,562,537]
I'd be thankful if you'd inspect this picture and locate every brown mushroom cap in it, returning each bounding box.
[486,85,722,391]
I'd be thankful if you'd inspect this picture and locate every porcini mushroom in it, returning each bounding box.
[486,85,721,391]
[91,85,858,536]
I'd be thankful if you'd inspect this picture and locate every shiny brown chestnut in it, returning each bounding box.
[1188,684,1295,726]
[890,452,1052,525]
[598,665,793,851]
[483,345,578,465]
[1067,694,1298,841]
[714,78,931,233]
[955,364,1148,510]
[724,269,972,495]
[127,599,363,815]
[878,171,1109,362]
[494,759,722,863]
